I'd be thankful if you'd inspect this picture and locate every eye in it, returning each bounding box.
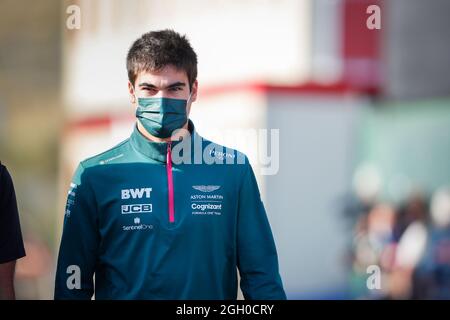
[169,86,182,92]
[142,87,157,94]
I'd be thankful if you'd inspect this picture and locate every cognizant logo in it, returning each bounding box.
[191,203,222,211]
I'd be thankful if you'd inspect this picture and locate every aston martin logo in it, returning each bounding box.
[192,185,221,193]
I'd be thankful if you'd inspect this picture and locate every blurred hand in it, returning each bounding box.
[0,261,16,300]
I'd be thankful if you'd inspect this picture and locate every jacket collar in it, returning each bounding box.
[130,119,200,163]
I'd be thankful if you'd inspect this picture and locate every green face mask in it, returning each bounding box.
[135,93,191,138]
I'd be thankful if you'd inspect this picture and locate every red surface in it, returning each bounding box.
[342,0,383,87]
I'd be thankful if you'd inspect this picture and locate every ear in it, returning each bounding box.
[128,81,136,104]
[190,80,198,103]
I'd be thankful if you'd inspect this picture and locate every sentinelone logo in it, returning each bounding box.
[122,217,154,231]
[122,223,153,231]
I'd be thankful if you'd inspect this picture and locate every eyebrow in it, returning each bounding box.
[138,82,186,89]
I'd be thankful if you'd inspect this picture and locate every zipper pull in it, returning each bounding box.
[166,141,175,223]
[167,141,172,164]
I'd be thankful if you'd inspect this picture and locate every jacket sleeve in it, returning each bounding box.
[236,160,287,300]
[0,165,26,264]
[54,163,99,300]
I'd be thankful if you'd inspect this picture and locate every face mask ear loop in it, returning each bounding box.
[187,90,193,104]
[133,85,139,105]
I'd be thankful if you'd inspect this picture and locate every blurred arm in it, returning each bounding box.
[236,160,287,300]
[54,164,99,300]
[0,165,25,300]
[0,261,16,300]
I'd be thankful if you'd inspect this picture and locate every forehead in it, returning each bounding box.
[135,64,188,86]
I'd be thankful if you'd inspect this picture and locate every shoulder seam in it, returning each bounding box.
[81,138,130,164]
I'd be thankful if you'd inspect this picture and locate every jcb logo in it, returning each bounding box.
[121,204,152,214]
[121,188,152,199]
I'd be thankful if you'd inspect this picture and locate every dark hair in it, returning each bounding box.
[126,29,198,90]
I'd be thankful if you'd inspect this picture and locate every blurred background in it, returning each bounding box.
[0,0,450,299]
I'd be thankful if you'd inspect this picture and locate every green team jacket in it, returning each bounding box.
[55,119,286,300]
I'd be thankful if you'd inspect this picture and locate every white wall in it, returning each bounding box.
[266,92,367,298]
[63,0,312,116]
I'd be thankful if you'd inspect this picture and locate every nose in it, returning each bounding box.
[160,91,171,99]
[153,90,165,98]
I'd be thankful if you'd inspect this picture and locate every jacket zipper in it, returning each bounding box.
[166,141,175,223]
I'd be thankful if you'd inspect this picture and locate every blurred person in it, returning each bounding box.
[54,30,286,300]
[349,200,429,300]
[0,162,26,300]
[388,219,428,299]
[413,187,450,299]
[392,192,429,242]
[348,213,373,298]
[349,203,396,299]
[377,193,429,299]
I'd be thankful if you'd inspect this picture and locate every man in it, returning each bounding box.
[55,30,286,300]
[0,162,26,300]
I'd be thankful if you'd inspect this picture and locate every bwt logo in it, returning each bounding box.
[121,204,152,214]
[121,188,152,199]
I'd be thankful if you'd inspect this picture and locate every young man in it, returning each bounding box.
[0,162,26,300]
[55,30,286,300]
